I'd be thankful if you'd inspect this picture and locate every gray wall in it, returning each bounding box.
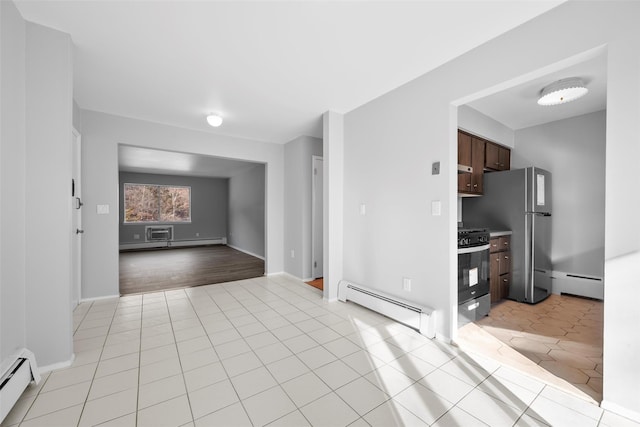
[1,0,27,365]
[284,136,323,279]
[1,0,75,370]
[512,110,606,277]
[25,21,74,367]
[119,172,228,244]
[228,164,266,258]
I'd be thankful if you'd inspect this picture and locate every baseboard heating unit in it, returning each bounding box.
[0,349,40,423]
[338,280,436,338]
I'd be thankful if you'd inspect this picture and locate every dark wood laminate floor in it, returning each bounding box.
[119,245,264,295]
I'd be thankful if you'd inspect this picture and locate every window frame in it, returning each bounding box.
[123,183,192,224]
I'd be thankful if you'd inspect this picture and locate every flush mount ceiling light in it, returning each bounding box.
[537,77,588,106]
[206,114,223,127]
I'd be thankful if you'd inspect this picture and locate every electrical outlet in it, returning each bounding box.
[133,234,140,240]
[196,232,200,237]
[403,277,412,291]
[432,161,440,175]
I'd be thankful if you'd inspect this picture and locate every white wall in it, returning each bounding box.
[228,164,266,259]
[0,0,27,365]
[458,105,515,148]
[284,136,323,280]
[81,111,284,299]
[513,110,606,277]
[338,1,640,416]
[25,22,74,367]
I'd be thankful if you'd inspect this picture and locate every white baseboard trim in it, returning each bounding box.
[38,354,75,374]
[280,272,305,282]
[266,271,284,277]
[80,294,120,303]
[601,400,640,423]
[226,244,265,260]
[119,238,226,251]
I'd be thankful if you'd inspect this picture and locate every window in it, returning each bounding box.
[124,183,191,223]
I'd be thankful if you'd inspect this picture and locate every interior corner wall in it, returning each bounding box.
[1,0,27,365]
[81,111,284,299]
[228,164,266,259]
[25,21,74,367]
[118,172,229,244]
[512,110,606,278]
[284,136,323,280]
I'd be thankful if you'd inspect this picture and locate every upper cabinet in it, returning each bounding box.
[458,131,485,195]
[485,141,511,171]
[458,130,511,196]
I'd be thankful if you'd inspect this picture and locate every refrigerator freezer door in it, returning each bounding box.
[524,212,552,303]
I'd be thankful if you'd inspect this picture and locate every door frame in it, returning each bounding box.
[71,127,82,307]
[311,155,323,280]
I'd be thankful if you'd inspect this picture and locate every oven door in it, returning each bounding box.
[458,244,490,304]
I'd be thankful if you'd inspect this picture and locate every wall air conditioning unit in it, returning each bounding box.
[145,225,173,242]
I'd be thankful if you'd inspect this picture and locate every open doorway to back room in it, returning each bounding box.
[455,50,606,403]
[118,145,266,295]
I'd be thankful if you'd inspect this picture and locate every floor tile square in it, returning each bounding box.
[183,361,227,392]
[265,409,311,427]
[272,324,304,341]
[457,388,525,426]
[283,334,318,354]
[431,407,488,427]
[215,338,251,359]
[314,360,360,390]
[267,355,311,383]
[245,331,279,350]
[281,372,331,407]
[242,386,297,426]
[342,350,386,375]
[322,337,362,358]
[254,342,293,365]
[336,377,389,415]
[299,392,359,427]
[188,379,239,420]
[363,399,429,427]
[194,402,251,427]
[25,381,91,420]
[138,373,186,409]
[393,382,454,424]
[88,368,138,401]
[41,363,97,393]
[180,347,219,372]
[297,345,337,369]
[139,356,182,385]
[230,366,278,399]
[364,364,415,397]
[78,388,137,427]
[222,351,263,377]
[137,395,193,427]
[19,404,84,427]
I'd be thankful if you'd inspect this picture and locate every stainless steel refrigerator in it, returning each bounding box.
[462,167,552,304]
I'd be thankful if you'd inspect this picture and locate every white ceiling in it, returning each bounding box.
[15,0,565,145]
[118,146,260,178]
[467,52,607,130]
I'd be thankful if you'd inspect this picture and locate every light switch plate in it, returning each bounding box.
[432,161,440,175]
[97,204,110,214]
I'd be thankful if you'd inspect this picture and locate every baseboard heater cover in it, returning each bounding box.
[338,280,436,338]
[551,271,604,300]
[0,349,40,423]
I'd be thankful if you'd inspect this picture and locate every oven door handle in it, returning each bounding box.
[457,244,490,255]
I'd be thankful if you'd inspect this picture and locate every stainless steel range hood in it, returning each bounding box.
[458,165,473,174]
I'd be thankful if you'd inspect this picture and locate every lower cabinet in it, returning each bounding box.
[489,235,511,303]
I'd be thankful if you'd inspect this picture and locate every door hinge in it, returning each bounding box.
[314,261,317,268]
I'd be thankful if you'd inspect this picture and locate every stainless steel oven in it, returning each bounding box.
[458,228,490,326]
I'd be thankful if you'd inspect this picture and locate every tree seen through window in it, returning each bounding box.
[124,183,191,223]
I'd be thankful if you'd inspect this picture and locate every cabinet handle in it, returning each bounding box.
[503,278,508,282]
[473,184,478,188]
[466,184,471,187]
[495,162,500,165]
[504,256,509,260]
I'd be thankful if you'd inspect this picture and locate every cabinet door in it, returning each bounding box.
[485,142,501,170]
[499,147,511,171]
[458,132,472,167]
[501,272,511,300]
[499,252,511,276]
[471,137,485,194]
[490,253,501,303]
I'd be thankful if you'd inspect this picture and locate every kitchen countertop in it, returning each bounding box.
[489,230,512,237]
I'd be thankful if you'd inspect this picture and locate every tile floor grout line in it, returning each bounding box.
[74,298,120,427]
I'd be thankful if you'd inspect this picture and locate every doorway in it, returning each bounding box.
[311,156,323,281]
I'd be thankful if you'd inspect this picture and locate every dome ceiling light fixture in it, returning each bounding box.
[537,77,589,106]
[206,114,223,127]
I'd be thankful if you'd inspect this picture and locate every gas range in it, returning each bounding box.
[457,228,489,248]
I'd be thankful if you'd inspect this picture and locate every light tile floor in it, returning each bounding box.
[2,275,637,427]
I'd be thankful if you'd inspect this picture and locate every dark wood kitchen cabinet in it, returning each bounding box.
[458,131,485,195]
[485,141,511,171]
[489,235,511,302]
